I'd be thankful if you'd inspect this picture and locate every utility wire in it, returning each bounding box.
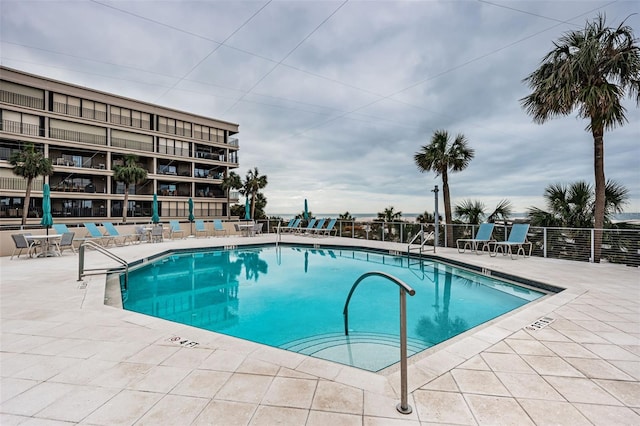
[224,0,349,113]
[153,1,272,103]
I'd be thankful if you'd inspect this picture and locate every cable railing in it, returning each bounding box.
[253,219,639,266]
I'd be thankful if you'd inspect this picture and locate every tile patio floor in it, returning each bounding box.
[1,234,638,425]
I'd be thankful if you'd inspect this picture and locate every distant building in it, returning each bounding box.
[0,66,240,224]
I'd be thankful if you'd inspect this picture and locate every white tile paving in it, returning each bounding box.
[1,234,639,424]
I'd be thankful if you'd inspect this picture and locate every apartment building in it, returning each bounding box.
[0,66,240,225]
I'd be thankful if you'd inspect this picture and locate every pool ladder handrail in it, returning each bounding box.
[407,228,435,257]
[343,271,416,415]
[78,240,129,289]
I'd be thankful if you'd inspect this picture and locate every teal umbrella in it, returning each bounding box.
[40,183,53,235]
[151,193,160,224]
[304,199,309,220]
[188,198,194,222]
[244,197,250,220]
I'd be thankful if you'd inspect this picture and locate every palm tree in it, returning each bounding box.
[221,171,242,219]
[377,206,402,222]
[454,200,486,224]
[339,211,354,220]
[415,130,475,247]
[241,167,267,220]
[9,144,54,226]
[455,199,513,224]
[112,154,147,223]
[527,180,628,228]
[521,14,640,261]
[416,211,439,224]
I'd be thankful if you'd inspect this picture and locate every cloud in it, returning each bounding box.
[1,0,637,215]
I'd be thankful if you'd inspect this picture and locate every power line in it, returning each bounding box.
[153,1,272,103]
[224,0,350,114]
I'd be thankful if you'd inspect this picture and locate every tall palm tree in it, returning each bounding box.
[242,167,267,220]
[112,154,147,223]
[527,180,628,228]
[377,206,402,222]
[521,14,639,261]
[415,130,475,247]
[221,171,242,219]
[9,144,54,226]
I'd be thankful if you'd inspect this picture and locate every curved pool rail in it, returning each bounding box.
[342,271,416,414]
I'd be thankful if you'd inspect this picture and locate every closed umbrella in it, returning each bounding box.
[151,193,160,224]
[40,183,53,235]
[304,199,309,220]
[188,198,194,235]
[244,197,250,220]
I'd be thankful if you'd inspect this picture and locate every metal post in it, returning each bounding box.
[543,228,547,258]
[590,228,595,263]
[397,287,412,414]
[78,243,85,281]
[432,185,439,253]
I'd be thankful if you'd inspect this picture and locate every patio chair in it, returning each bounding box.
[213,219,227,237]
[55,232,76,255]
[102,222,135,246]
[83,222,115,247]
[318,218,338,236]
[10,234,38,259]
[457,223,495,254]
[195,219,209,238]
[135,225,149,243]
[281,218,301,233]
[295,218,316,234]
[252,222,264,236]
[488,223,532,259]
[168,220,185,239]
[151,224,164,243]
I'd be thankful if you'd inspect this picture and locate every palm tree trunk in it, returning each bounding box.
[592,125,605,263]
[442,171,454,248]
[122,184,129,223]
[21,177,33,226]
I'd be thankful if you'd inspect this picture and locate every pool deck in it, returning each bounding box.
[1,234,638,425]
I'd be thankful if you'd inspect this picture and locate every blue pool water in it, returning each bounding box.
[123,245,545,371]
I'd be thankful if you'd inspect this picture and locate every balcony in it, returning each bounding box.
[111,137,153,152]
[50,127,107,145]
[1,119,43,137]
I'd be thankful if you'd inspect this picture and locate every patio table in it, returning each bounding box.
[26,234,62,257]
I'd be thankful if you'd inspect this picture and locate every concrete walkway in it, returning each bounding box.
[1,235,638,425]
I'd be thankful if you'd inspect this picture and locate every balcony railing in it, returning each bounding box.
[50,127,107,145]
[0,177,43,191]
[111,138,153,152]
[228,137,239,147]
[0,90,44,109]
[1,120,43,137]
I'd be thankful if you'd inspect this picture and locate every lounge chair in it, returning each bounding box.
[318,218,338,236]
[308,218,326,235]
[295,218,317,234]
[281,218,301,233]
[488,223,532,259]
[83,222,115,247]
[10,234,38,259]
[457,223,495,254]
[102,222,135,246]
[55,232,76,254]
[53,224,71,234]
[195,219,209,238]
[213,219,227,237]
[168,220,185,239]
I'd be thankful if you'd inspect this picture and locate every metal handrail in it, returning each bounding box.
[407,228,435,257]
[343,271,416,414]
[78,240,129,289]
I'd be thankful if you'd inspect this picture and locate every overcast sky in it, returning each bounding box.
[1,0,638,216]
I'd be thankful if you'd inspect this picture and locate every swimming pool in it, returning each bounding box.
[122,244,546,371]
